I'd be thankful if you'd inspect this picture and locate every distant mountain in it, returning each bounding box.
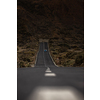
[17,0,84,45]
[17,0,84,67]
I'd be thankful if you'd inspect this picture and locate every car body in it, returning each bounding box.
[44,49,47,51]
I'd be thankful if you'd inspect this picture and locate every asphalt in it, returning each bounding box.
[17,42,84,100]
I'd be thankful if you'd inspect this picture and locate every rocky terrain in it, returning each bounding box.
[17,0,84,67]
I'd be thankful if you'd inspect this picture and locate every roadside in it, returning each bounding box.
[17,38,39,68]
[49,24,84,67]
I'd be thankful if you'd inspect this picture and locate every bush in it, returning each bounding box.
[62,59,75,67]
[26,63,30,67]
[19,62,25,67]
[58,46,67,53]
[68,27,73,30]
[53,37,59,39]
[58,43,69,47]
[75,54,84,66]
[53,52,57,55]
[23,58,31,62]
[17,47,19,51]
[49,40,54,43]
[71,45,78,49]
[66,52,77,59]
[26,45,31,48]
[63,62,67,66]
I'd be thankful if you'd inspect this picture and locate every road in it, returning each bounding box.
[17,42,84,100]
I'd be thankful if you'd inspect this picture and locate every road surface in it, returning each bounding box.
[17,42,84,100]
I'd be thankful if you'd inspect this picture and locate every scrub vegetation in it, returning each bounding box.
[49,24,84,67]
[17,40,38,68]
[17,0,84,67]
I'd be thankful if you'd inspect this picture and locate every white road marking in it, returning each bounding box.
[45,68,52,72]
[45,67,56,76]
[27,86,84,100]
[47,43,58,67]
[45,70,52,72]
[45,73,56,77]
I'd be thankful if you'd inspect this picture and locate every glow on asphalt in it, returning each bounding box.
[27,86,84,100]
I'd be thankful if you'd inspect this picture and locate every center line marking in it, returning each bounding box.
[45,68,52,72]
[45,73,56,77]
[45,70,52,72]
[45,67,56,77]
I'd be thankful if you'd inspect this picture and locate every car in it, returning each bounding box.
[44,49,47,51]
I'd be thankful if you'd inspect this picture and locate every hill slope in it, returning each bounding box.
[17,0,84,67]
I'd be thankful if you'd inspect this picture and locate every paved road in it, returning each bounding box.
[17,42,84,100]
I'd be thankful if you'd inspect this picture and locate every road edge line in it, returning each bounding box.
[47,42,58,67]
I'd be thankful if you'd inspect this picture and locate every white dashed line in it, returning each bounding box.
[45,70,52,72]
[45,68,52,72]
[45,73,56,77]
[45,67,56,77]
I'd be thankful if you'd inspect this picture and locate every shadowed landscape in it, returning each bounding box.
[17,0,84,68]
[17,1,84,99]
